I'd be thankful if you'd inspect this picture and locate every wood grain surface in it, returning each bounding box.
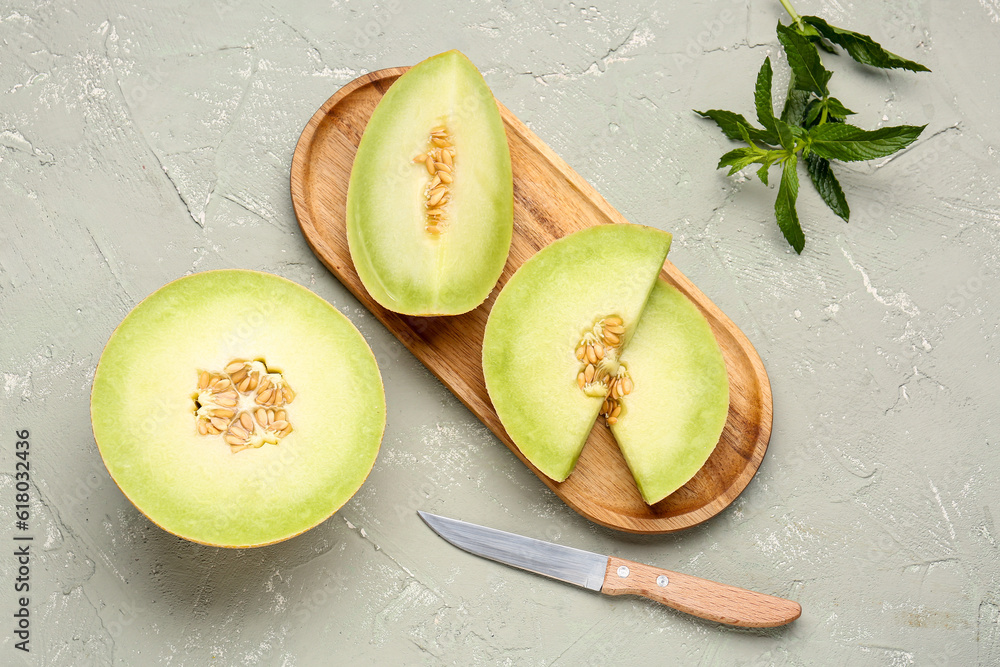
[602,556,801,627]
[290,67,773,533]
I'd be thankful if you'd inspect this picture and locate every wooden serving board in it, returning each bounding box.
[290,67,772,534]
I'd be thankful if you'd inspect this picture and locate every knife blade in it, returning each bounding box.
[418,511,801,628]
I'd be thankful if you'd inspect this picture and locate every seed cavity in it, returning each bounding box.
[573,316,633,425]
[193,358,295,453]
[413,126,455,236]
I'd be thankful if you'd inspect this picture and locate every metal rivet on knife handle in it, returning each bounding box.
[617,565,630,578]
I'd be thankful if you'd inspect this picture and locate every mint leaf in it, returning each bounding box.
[775,117,796,151]
[805,154,850,221]
[776,21,832,95]
[804,103,822,127]
[795,21,837,53]
[781,88,813,126]
[755,57,777,135]
[757,162,771,186]
[717,147,761,175]
[822,97,855,119]
[808,123,925,161]
[717,135,784,179]
[804,96,856,125]
[802,16,930,72]
[804,103,822,126]
[757,150,785,185]
[695,109,778,144]
[775,155,805,253]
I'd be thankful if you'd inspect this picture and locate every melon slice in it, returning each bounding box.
[610,279,730,504]
[482,224,673,481]
[90,270,385,547]
[347,50,513,316]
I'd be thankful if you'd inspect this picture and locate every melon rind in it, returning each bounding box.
[347,50,513,316]
[610,279,729,505]
[90,270,386,547]
[482,224,672,482]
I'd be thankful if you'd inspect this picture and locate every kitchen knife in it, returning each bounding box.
[418,511,801,627]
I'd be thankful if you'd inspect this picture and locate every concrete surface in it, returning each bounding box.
[2,0,998,664]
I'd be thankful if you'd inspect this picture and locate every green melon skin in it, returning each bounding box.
[90,270,386,548]
[347,50,513,316]
[482,224,672,482]
[611,279,729,505]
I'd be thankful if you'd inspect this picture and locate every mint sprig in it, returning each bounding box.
[695,1,930,253]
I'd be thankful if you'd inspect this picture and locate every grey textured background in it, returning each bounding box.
[2,0,998,664]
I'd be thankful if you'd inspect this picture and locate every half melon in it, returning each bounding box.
[347,50,513,316]
[90,270,385,547]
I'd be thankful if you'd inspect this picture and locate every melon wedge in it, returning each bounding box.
[610,279,730,504]
[347,50,513,316]
[90,270,385,547]
[482,224,672,481]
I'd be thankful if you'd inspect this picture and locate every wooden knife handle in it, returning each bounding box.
[601,556,801,627]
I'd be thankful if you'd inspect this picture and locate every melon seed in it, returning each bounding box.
[194,358,296,452]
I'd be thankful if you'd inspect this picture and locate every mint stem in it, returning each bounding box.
[779,0,804,30]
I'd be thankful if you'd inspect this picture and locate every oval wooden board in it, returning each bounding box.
[290,67,772,533]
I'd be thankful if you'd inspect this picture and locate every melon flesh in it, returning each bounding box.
[482,224,672,481]
[610,279,730,504]
[347,50,513,316]
[90,270,385,547]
